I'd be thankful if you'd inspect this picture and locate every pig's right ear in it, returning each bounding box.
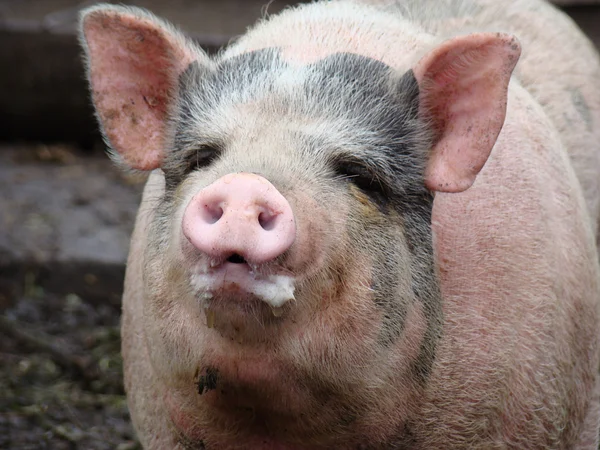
[413,33,521,193]
[79,5,209,170]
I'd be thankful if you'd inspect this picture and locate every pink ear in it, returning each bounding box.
[80,6,205,170]
[414,33,521,193]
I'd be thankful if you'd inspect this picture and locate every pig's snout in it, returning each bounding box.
[182,173,296,264]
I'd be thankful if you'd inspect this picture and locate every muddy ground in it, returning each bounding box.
[0,145,142,449]
[0,289,139,450]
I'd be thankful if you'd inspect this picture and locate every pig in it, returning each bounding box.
[78,0,600,448]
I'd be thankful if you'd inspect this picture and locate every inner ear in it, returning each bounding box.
[413,33,521,193]
[80,5,208,171]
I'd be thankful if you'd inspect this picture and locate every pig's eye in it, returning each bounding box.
[333,160,389,200]
[185,145,220,173]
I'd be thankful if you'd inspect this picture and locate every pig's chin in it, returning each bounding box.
[189,261,297,326]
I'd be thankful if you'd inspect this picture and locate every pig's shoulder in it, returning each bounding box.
[434,81,594,289]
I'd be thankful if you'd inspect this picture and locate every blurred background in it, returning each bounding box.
[0,1,599,448]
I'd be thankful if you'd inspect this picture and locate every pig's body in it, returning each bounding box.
[80,0,600,449]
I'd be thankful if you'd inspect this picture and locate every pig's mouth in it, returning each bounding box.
[226,253,246,264]
[190,258,297,320]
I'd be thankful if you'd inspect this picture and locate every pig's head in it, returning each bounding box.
[80,5,520,447]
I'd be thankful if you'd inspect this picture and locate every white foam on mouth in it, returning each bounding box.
[245,274,296,308]
[190,268,296,309]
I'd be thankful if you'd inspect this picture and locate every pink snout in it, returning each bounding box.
[182,173,296,264]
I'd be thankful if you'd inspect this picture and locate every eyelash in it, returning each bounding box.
[186,145,220,173]
[332,160,388,198]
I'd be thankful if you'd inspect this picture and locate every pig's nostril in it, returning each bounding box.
[227,253,246,264]
[200,204,223,224]
[258,211,277,231]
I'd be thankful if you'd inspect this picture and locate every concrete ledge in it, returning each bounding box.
[0,144,143,306]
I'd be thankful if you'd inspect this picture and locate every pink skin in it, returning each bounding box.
[182,172,296,265]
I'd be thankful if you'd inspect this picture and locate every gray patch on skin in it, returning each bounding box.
[404,208,443,383]
[288,55,441,363]
[371,248,409,346]
[570,87,593,132]
[300,55,442,377]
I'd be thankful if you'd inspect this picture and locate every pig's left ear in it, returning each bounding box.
[79,5,209,171]
[414,33,521,193]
